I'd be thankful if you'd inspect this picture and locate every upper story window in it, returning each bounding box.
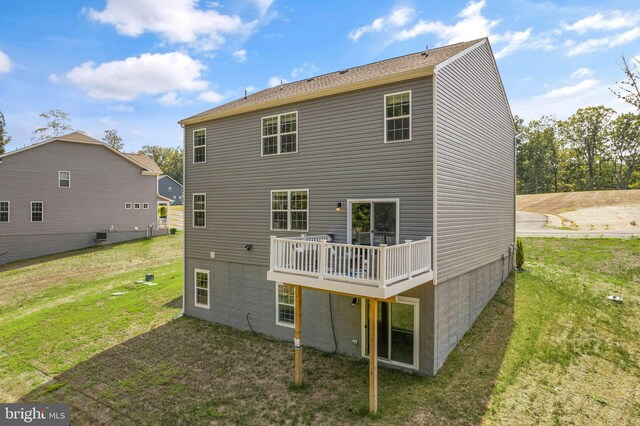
[193,129,206,163]
[262,112,298,156]
[125,203,132,209]
[0,201,9,223]
[271,189,308,231]
[193,193,206,228]
[134,203,141,209]
[168,186,172,192]
[31,201,43,222]
[384,91,411,143]
[143,203,149,209]
[58,171,70,188]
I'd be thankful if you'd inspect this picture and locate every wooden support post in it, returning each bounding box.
[294,285,303,386]
[368,298,378,414]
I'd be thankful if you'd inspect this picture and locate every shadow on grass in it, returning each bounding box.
[22,275,515,425]
[164,296,183,309]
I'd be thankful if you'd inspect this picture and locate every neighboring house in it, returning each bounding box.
[179,37,515,389]
[158,175,183,205]
[0,132,171,265]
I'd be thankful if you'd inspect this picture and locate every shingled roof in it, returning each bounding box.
[180,38,484,125]
[124,153,163,174]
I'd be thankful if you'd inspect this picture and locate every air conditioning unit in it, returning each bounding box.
[96,232,108,242]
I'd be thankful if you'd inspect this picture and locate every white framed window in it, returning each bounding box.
[125,203,132,209]
[31,201,43,222]
[270,189,308,231]
[134,203,141,209]
[276,282,295,328]
[261,111,298,156]
[384,91,411,143]
[143,203,149,209]
[58,171,70,188]
[194,269,210,309]
[168,186,172,192]
[0,201,9,223]
[193,193,206,228]
[193,129,206,163]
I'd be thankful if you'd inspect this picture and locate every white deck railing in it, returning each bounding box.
[269,236,432,288]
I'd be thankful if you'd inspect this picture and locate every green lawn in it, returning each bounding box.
[1,237,639,424]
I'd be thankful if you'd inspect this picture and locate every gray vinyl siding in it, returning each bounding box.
[158,176,183,205]
[433,256,509,371]
[434,42,515,282]
[184,258,437,375]
[0,140,161,263]
[184,77,434,266]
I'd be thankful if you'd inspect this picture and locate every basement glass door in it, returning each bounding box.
[363,298,418,369]
[350,201,398,246]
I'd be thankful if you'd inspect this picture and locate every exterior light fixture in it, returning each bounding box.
[336,202,343,213]
[351,297,358,307]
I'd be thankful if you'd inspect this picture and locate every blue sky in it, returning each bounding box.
[1,0,639,152]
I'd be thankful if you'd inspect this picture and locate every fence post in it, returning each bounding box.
[379,244,388,286]
[426,236,432,272]
[319,240,326,279]
[405,240,413,279]
[270,235,277,269]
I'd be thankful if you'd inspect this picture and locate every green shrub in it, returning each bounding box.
[516,239,525,270]
[169,228,177,235]
[158,206,168,219]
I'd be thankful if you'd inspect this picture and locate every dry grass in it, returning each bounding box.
[517,189,640,214]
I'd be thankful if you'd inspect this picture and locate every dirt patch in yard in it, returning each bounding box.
[517,189,640,215]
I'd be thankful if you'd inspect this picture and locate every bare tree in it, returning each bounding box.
[612,56,640,111]
[32,109,73,141]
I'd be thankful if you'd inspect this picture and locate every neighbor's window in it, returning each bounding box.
[276,283,295,327]
[262,112,298,156]
[168,186,172,192]
[193,129,206,163]
[194,269,210,308]
[134,203,141,209]
[58,171,70,188]
[385,91,411,142]
[193,193,206,227]
[143,203,149,209]
[31,201,43,222]
[125,203,132,209]
[0,201,9,223]
[271,189,308,231]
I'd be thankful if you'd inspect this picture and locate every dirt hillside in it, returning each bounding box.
[517,190,640,214]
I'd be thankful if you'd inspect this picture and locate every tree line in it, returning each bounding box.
[0,109,183,184]
[516,56,640,194]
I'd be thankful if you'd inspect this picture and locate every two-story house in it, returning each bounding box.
[0,131,171,265]
[179,38,515,412]
[158,175,183,205]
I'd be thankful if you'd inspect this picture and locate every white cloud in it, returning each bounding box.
[494,29,533,59]
[107,104,134,113]
[197,90,225,103]
[349,6,414,41]
[99,116,119,126]
[268,76,288,87]
[512,78,634,120]
[86,0,257,51]
[157,92,188,106]
[233,49,248,62]
[55,52,208,101]
[396,1,499,44]
[0,51,11,73]
[562,11,639,34]
[537,79,599,99]
[571,68,593,78]
[567,28,640,56]
[290,62,319,79]
[252,0,274,16]
[245,85,256,93]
